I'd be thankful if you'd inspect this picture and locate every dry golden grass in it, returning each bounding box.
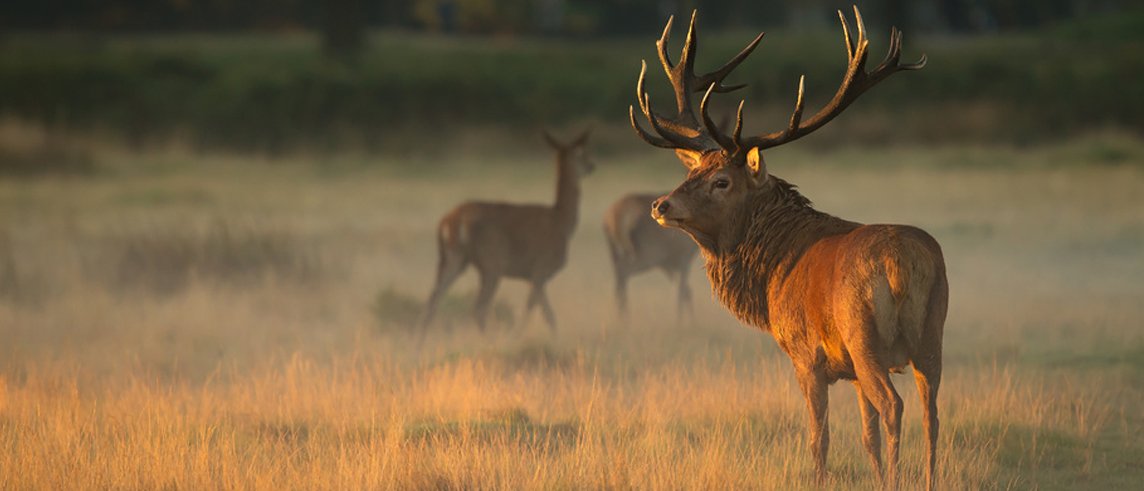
[1,129,1143,489]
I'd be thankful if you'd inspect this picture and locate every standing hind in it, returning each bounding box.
[420,129,594,333]
[603,192,697,322]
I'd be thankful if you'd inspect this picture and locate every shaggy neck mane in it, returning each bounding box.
[704,176,859,329]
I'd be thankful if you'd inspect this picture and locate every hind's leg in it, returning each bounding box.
[614,269,630,320]
[523,282,543,327]
[472,272,500,331]
[676,266,693,324]
[420,248,468,333]
[526,281,558,331]
[607,243,630,321]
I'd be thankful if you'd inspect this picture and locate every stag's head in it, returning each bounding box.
[544,129,596,178]
[634,7,925,250]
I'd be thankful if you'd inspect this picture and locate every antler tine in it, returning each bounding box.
[839,10,854,60]
[700,83,737,151]
[680,11,699,73]
[783,75,806,138]
[643,93,704,149]
[853,5,867,50]
[629,9,768,155]
[906,52,928,70]
[636,59,705,148]
[633,60,689,149]
[851,8,871,74]
[732,100,745,145]
[630,105,676,149]
[883,27,902,66]
[740,5,925,150]
[636,60,652,115]
[884,28,927,71]
[698,31,765,94]
[656,16,676,74]
[662,11,703,119]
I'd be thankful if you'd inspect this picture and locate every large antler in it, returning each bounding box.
[740,6,926,150]
[629,11,763,153]
[630,6,926,156]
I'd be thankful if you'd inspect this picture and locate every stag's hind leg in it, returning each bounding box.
[913,273,947,491]
[851,356,904,491]
[852,381,884,483]
[912,359,941,491]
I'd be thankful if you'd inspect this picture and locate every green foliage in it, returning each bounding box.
[413,0,536,34]
[1,12,1141,154]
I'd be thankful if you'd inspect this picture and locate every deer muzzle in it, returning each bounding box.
[651,196,688,228]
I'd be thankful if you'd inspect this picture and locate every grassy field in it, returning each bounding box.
[1,126,1143,489]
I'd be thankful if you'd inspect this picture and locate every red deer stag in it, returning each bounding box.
[630,8,946,490]
[603,193,697,320]
[420,130,594,334]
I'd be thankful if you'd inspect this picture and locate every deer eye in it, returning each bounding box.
[713,178,730,190]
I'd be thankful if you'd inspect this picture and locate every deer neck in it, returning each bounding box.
[703,177,859,329]
[551,155,581,236]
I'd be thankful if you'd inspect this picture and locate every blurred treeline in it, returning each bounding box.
[3,0,1128,34]
[1,0,1142,156]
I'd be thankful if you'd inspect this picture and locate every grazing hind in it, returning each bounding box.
[420,129,594,333]
[603,192,697,321]
[630,8,945,490]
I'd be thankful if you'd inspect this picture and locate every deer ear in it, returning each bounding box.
[674,149,703,170]
[542,130,562,150]
[573,127,592,146]
[745,147,769,186]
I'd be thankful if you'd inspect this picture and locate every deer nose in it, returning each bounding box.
[653,198,671,216]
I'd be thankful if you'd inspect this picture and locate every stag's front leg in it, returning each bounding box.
[797,369,830,484]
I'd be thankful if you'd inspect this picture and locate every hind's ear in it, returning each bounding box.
[542,130,562,150]
[746,147,769,187]
[573,127,592,146]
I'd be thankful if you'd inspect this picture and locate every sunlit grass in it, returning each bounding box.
[1,356,1138,489]
[1,133,1143,489]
